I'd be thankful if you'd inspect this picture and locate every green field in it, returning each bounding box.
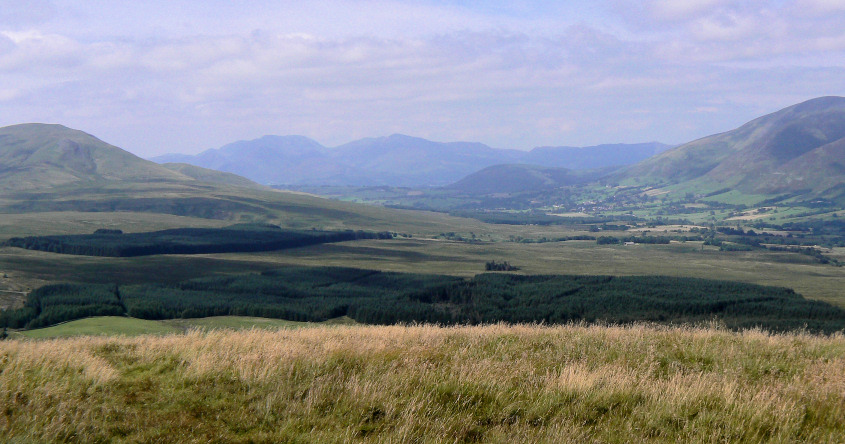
[161,315,358,331]
[0,211,230,241]
[12,316,181,339]
[10,315,358,339]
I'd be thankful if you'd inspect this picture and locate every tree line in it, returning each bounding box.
[2,225,393,257]
[596,235,671,245]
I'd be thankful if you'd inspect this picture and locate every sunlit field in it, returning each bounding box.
[1,323,843,443]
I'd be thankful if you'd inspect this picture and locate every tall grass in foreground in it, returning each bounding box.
[1,324,844,443]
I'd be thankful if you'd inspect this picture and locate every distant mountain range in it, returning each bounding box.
[151,136,669,187]
[0,124,374,225]
[613,96,845,200]
[4,95,843,216]
[0,123,517,233]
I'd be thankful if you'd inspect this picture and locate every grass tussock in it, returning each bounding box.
[1,323,844,443]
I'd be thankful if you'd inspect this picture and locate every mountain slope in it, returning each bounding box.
[0,124,188,190]
[152,135,329,185]
[447,164,613,195]
[616,96,845,197]
[761,137,845,195]
[159,163,265,189]
[523,142,670,170]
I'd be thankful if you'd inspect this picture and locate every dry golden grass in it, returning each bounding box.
[1,324,844,443]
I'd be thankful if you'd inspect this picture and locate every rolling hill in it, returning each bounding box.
[447,164,614,195]
[151,135,668,187]
[615,96,845,200]
[159,163,264,189]
[0,123,503,235]
[0,123,189,191]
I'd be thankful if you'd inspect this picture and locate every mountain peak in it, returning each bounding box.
[790,96,845,113]
[0,123,192,190]
[385,133,425,142]
[1,122,97,140]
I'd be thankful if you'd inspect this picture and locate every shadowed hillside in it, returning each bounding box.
[523,142,670,169]
[447,164,615,195]
[615,96,845,199]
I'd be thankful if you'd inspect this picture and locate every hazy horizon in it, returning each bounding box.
[1,1,843,157]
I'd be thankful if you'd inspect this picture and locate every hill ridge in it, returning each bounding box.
[614,96,845,198]
[150,134,668,187]
[0,123,191,190]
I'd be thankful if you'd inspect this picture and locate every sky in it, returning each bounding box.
[1,0,844,157]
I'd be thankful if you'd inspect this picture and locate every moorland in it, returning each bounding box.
[1,97,845,442]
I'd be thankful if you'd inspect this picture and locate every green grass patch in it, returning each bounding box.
[10,315,359,339]
[163,316,325,331]
[701,189,774,206]
[14,316,180,338]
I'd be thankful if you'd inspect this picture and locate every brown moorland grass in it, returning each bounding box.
[1,324,844,443]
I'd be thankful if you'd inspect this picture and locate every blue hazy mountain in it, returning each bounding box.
[151,135,667,187]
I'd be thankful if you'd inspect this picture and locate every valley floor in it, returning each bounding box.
[1,323,843,443]
[204,238,845,308]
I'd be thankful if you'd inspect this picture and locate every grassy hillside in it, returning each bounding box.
[159,162,264,188]
[0,123,188,190]
[1,324,843,443]
[12,316,181,338]
[11,315,357,339]
[0,180,510,239]
[615,96,845,198]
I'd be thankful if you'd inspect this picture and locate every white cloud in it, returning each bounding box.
[690,11,760,42]
[0,1,843,155]
[647,0,729,21]
[0,30,83,70]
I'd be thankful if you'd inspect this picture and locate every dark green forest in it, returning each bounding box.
[2,225,392,257]
[3,267,843,333]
